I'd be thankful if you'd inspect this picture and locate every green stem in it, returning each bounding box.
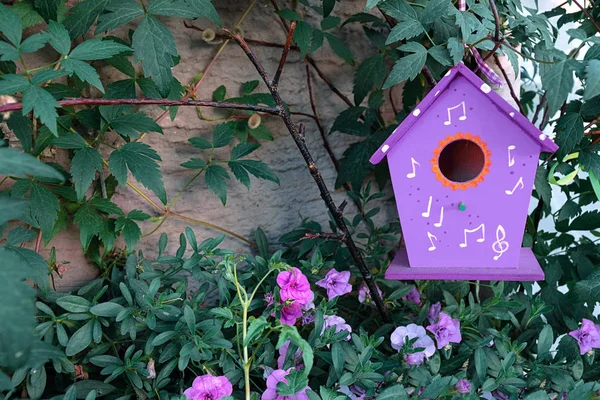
[142,216,168,237]
[424,30,436,46]
[167,168,206,210]
[21,60,61,75]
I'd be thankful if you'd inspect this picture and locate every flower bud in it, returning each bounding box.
[248,113,261,129]
[202,28,216,42]
[232,26,244,37]
[0,95,16,120]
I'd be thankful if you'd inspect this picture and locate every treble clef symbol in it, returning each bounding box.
[492,225,509,261]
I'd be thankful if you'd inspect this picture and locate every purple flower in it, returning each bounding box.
[184,374,233,400]
[316,269,352,300]
[277,268,313,305]
[491,390,510,400]
[427,302,442,324]
[262,369,309,400]
[302,312,315,326]
[280,301,304,326]
[402,286,421,305]
[390,324,435,365]
[277,341,303,369]
[568,319,600,355]
[427,313,462,349]
[265,292,274,306]
[338,385,366,400]
[358,282,383,305]
[322,315,352,341]
[455,379,471,394]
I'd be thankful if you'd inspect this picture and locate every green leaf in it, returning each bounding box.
[95,0,143,33]
[0,74,31,95]
[321,15,340,31]
[183,305,196,334]
[230,143,260,160]
[213,121,235,148]
[385,19,422,44]
[428,45,452,66]
[573,271,600,302]
[0,3,23,46]
[555,112,583,156]
[34,0,61,22]
[541,60,575,117]
[31,69,68,85]
[564,210,600,231]
[322,0,335,16]
[20,32,49,53]
[365,0,382,10]
[116,211,148,250]
[228,159,279,188]
[212,85,226,101]
[63,59,104,92]
[7,113,33,152]
[71,147,103,201]
[89,302,124,317]
[324,32,354,66]
[447,37,463,64]
[47,20,70,55]
[182,0,221,25]
[108,142,167,204]
[132,15,177,96]
[109,113,163,138]
[240,80,259,95]
[353,54,386,105]
[420,0,451,25]
[151,331,176,346]
[69,38,130,60]
[56,295,92,312]
[64,0,108,38]
[181,158,206,169]
[584,60,600,100]
[0,41,20,61]
[537,325,553,360]
[22,85,60,135]
[379,0,416,20]
[580,146,600,177]
[474,348,487,382]
[293,21,312,59]
[277,9,301,21]
[534,165,551,205]
[376,385,409,400]
[383,42,427,88]
[74,203,103,249]
[66,321,93,356]
[205,164,229,205]
[30,182,59,241]
[147,0,196,18]
[51,133,86,149]
[188,137,212,149]
[244,316,268,347]
[0,195,30,225]
[12,0,44,29]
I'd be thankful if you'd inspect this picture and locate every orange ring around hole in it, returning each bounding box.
[431,133,492,191]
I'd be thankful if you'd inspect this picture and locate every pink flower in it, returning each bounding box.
[277,268,313,305]
[277,341,303,369]
[427,302,442,324]
[261,369,309,400]
[427,313,462,349]
[280,301,304,326]
[57,263,68,275]
[391,324,435,366]
[569,319,600,355]
[322,315,352,341]
[455,379,470,394]
[316,269,352,300]
[402,286,421,305]
[358,282,383,305]
[184,374,233,400]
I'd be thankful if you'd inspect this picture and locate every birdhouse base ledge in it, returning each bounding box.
[385,248,544,281]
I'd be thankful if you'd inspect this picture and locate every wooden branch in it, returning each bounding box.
[573,0,600,34]
[229,31,390,322]
[492,54,526,115]
[272,22,296,88]
[0,97,281,116]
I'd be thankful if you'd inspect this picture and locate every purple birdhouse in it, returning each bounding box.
[370,63,558,281]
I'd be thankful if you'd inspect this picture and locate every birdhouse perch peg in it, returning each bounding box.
[371,63,558,282]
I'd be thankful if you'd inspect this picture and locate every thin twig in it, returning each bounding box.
[480,0,502,65]
[304,232,346,242]
[228,31,390,322]
[307,58,354,107]
[573,0,600,34]
[0,98,281,115]
[492,54,526,115]
[272,22,296,88]
[532,93,546,125]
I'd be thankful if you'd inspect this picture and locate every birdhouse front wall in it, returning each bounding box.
[386,75,541,269]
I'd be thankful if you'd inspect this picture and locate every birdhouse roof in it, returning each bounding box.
[370,62,558,165]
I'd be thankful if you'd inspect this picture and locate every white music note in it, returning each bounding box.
[492,225,509,260]
[444,101,467,126]
[505,177,524,195]
[459,223,485,248]
[422,196,432,218]
[434,207,444,228]
[427,232,438,251]
[508,145,516,167]
[407,157,420,179]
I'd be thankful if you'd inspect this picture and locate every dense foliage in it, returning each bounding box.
[1,0,600,398]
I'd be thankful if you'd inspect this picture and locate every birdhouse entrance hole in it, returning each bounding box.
[438,139,485,183]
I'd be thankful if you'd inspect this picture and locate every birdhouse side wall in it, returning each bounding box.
[386,75,541,269]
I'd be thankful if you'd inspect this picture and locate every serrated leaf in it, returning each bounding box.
[0,147,64,179]
[0,3,23,46]
[385,19,422,44]
[240,80,259,95]
[0,195,29,225]
[181,158,206,169]
[108,142,167,204]
[95,0,143,33]
[555,112,583,156]
[7,113,33,152]
[230,143,260,160]
[22,85,60,135]
[5,246,49,292]
[12,0,44,29]
[542,60,575,117]
[47,20,70,55]
[353,54,386,105]
[71,147,103,201]
[212,85,226,101]
[51,133,86,149]
[63,59,104,92]
[421,0,451,24]
[74,203,103,249]
[34,0,62,22]
[584,60,600,100]
[188,137,212,149]
[205,164,229,205]
[534,165,551,205]
[20,32,50,53]
[0,41,20,61]
[182,0,221,25]
[213,121,235,148]
[64,0,108,38]
[147,0,196,18]
[109,113,162,138]
[0,74,31,95]
[573,271,600,302]
[383,43,427,88]
[31,69,67,85]
[89,198,123,215]
[70,38,130,60]
[447,37,463,64]
[324,32,354,66]
[580,147,600,177]
[30,182,59,242]
[293,21,312,59]
[379,0,416,20]
[365,0,382,10]
[228,159,279,188]
[428,45,452,66]
[132,15,176,96]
